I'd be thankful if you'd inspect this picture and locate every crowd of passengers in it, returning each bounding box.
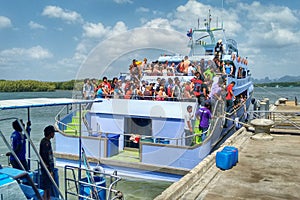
[82,53,248,107]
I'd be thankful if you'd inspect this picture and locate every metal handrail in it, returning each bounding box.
[64,165,123,200]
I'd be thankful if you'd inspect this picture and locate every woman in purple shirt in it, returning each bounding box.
[195,101,212,141]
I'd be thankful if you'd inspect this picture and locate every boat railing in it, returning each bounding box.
[55,103,95,136]
[0,117,64,199]
[96,95,198,102]
[64,165,123,200]
[226,39,237,49]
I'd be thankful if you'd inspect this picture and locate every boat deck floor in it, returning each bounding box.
[109,149,140,163]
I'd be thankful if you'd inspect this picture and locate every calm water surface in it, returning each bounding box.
[253,86,300,104]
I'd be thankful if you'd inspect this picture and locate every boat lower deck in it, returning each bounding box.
[109,148,140,163]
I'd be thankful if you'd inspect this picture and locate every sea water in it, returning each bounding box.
[0,90,172,199]
[253,86,300,104]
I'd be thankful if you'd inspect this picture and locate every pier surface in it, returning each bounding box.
[156,129,300,200]
[197,133,300,200]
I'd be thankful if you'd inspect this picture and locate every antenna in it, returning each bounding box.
[220,0,224,32]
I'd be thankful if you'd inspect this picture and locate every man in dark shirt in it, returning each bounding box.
[39,125,55,200]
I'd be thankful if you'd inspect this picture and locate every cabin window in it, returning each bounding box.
[205,50,213,55]
[124,117,152,148]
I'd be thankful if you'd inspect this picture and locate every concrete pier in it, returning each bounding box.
[155,128,300,200]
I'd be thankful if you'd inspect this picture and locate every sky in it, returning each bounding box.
[0,0,300,81]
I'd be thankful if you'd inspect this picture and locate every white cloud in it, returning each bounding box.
[113,0,133,4]
[28,21,46,30]
[1,46,53,60]
[170,1,242,37]
[82,22,109,38]
[239,2,300,48]
[82,21,128,39]
[143,18,173,29]
[0,16,12,29]
[136,7,150,13]
[111,21,128,35]
[241,2,299,26]
[42,5,83,24]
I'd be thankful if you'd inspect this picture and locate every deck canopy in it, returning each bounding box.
[0,98,102,110]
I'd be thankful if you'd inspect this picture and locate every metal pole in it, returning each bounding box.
[78,104,82,197]
[27,108,31,169]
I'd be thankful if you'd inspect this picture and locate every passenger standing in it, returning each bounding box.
[224,81,236,128]
[224,62,233,77]
[129,59,140,80]
[184,105,193,146]
[173,79,181,101]
[111,77,118,96]
[214,39,224,60]
[183,56,190,75]
[82,78,94,100]
[209,77,223,108]
[199,81,209,106]
[10,120,29,171]
[195,102,212,141]
[39,125,56,200]
[177,59,185,74]
[102,76,112,97]
[91,78,98,93]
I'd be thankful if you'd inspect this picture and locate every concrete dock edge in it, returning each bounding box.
[155,127,249,200]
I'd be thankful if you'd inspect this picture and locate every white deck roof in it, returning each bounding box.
[0,98,102,110]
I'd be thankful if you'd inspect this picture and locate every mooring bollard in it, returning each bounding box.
[250,118,274,140]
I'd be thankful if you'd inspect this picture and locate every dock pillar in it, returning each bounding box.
[250,119,274,141]
[259,102,267,119]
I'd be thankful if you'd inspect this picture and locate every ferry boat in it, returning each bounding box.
[54,11,254,181]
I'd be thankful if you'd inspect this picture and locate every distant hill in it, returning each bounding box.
[276,75,300,83]
[253,75,300,84]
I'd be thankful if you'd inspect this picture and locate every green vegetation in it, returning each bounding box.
[0,80,80,92]
[254,81,300,87]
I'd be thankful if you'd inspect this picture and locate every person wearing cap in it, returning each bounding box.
[39,125,56,200]
[10,119,29,171]
[214,39,224,59]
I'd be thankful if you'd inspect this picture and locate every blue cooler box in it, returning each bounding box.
[223,146,238,165]
[216,151,234,170]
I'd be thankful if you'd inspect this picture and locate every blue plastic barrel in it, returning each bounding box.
[102,134,120,157]
[216,151,234,170]
[223,146,239,165]
[80,176,106,200]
